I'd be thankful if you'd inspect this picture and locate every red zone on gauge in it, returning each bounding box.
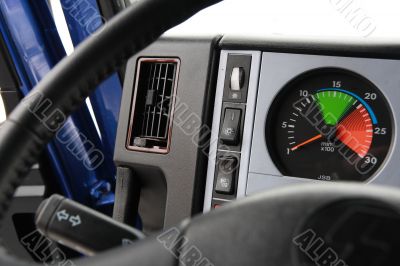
[336,104,373,158]
[290,89,375,158]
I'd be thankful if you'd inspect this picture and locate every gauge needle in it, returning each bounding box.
[291,134,323,151]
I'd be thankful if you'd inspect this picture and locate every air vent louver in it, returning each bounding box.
[127,58,180,153]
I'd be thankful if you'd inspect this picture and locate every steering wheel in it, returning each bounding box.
[0,0,399,265]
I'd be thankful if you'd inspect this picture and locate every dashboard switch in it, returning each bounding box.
[223,55,251,103]
[215,157,238,195]
[230,67,245,91]
[220,108,242,146]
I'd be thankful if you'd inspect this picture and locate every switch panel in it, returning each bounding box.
[204,51,261,212]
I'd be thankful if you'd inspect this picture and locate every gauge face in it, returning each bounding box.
[266,68,393,182]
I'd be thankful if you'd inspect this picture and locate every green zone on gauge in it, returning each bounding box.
[315,90,356,126]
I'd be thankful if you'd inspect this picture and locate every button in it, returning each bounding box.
[215,157,238,195]
[215,176,233,194]
[220,108,242,146]
[230,67,245,91]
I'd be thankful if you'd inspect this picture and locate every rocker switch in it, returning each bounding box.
[220,108,241,146]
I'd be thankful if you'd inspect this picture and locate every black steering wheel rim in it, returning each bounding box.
[0,0,220,265]
[0,1,400,265]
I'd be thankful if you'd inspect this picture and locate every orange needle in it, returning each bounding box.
[291,134,322,151]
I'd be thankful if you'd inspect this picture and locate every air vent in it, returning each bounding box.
[127,58,180,153]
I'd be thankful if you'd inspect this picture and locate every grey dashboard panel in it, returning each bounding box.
[114,36,220,229]
[115,34,400,218]
[247,52,400,195]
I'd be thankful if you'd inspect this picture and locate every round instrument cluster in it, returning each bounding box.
[266,68,393,181]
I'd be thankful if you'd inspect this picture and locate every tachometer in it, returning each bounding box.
[266,68,393,181]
